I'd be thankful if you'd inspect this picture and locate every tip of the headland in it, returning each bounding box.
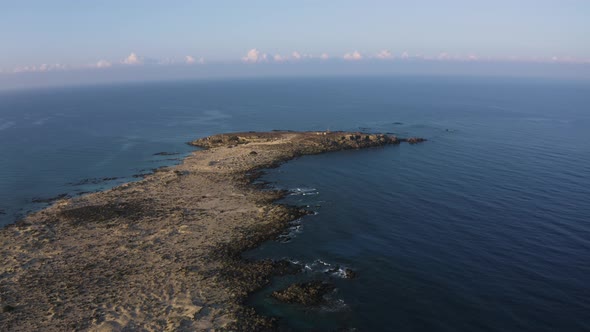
[189,131,426,149]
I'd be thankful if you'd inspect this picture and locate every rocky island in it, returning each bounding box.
[0,131,424,331]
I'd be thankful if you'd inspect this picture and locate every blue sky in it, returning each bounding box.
[1,0,589,86]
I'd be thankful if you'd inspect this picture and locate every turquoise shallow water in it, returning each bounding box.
[1,76,589,331]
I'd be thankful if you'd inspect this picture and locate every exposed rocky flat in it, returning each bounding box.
[271,281,336,306]
[0,131,424,331]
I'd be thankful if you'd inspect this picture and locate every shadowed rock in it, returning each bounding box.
[59,200,156,225]
[153,151,181,156]
[272,281,335,305]
[1,305,15,313]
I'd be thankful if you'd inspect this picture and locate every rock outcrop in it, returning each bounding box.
[272,281,336,306]
[0,131,424,331]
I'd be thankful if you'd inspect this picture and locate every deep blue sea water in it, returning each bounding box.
[1,76,589,331]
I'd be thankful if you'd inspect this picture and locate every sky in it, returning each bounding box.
[1,0,589,88]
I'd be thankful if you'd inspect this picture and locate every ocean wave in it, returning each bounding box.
[32,117,51,126]
[291,258,356,279]
[320,297,349,312]
[277,219,303,243]
[0,121,16,131]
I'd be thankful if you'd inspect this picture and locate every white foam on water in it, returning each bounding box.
[32,117,51,126]
[277,218,304,243]
[0,121,15,131]
[289,187,319,196]
[296,259,354,279]
[320,297,349,313]
[329,267,351,279]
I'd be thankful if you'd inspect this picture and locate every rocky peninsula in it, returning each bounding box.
[0,131,424,331]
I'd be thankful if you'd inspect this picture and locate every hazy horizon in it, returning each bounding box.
[2,60,590,92]
[2,0,589,90]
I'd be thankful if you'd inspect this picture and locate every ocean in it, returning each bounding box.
[1,76,589,331]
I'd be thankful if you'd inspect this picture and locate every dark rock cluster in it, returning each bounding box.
[406,137,426,144]
[67,177,121,186]
[272,281,336,305]
[153,151,181,156]
[31,193,70,204]
[58,199,156,225]
[1,305,15,313]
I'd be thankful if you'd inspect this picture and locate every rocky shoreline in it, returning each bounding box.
[0,131,424,331]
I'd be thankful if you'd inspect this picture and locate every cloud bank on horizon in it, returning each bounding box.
[2,0,589,83]
[4,49,590,75]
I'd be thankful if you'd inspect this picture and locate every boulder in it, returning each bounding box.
[407,137,426,144]
[271,281,335,305]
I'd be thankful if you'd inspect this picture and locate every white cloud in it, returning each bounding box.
[243,49,260,63]
[158,58,176,65]
[122,52,143,65]
[273,54,287,62]
[185,56,204,64]
[96,60,112,68]
[242,48,268,63]
[375,50,393,59]
[549,55,581,64]
[343,51,363,61]
[13,63,67,73]
[13,66,32,73]
[320,53,329,60]
[401,51,409,59]
[185,55,196,64]
[292,51,302,60]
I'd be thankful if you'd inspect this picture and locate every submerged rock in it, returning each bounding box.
[344,268,356,279]
[31,193,70,203]
[68,177,121,186]
[326,266,357,279]
[272,260,303,276]
[153,151,181,156]
[406,137,426,144]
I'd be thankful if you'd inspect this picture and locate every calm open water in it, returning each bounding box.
[1,76,589,331]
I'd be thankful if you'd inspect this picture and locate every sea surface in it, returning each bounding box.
[1,76,589,331]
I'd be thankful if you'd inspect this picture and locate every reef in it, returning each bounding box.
[271,281,336,306]
[0,131,424,331]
